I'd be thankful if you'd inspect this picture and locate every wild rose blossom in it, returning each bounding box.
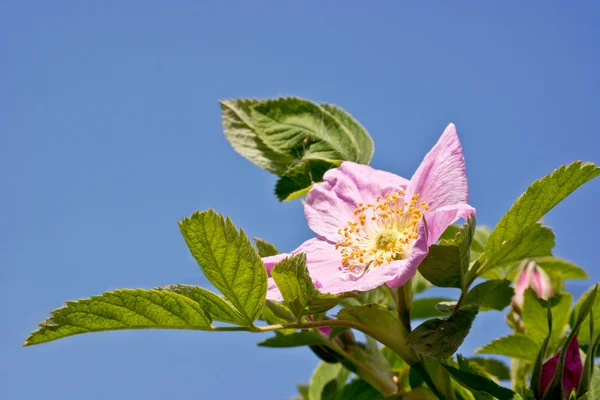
[263,124,475,300]
[512,260,553,311]
[540,335,583,398]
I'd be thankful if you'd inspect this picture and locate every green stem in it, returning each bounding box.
[391,281,413,333]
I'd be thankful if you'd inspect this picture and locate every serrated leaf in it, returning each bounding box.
[306,292,358,315]
[419,216,475,288]
[523,291,572,346]
[443,361,515,400]
[534,257,588,280]
[258,331,323,348]
[484,224,555,270]
[406,307,478,361]
[463,280,514,311]
[468,357,510,381]
[254,237,279,257]
[179,210,267,325]
[308,362,349,400]
[336,379,384,400]
[251,97,360,163]
[24,289,212,346]
[275,159,341,202]
[475,334,539,361]
[272,254,315,319]
[264,300,295,322]
[156,284,246,326]
[411,297,454,320]
[319,104,374,164]
[486,162,600,267]
[220,99,294,174]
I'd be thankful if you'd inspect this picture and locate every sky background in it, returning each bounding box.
[2,2,599,399]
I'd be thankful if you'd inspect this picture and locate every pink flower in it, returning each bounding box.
[263,124,475,300]
[540,336,583,398]
[512,260,553,311]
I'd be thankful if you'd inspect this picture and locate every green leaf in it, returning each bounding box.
[220,99,294,175]
[411,297,454,319]
[443,359,515,400]
[24,289,212,346]
[179,210,267,325]
[336,379,384,400]
[572,285,600,347]
[522,291,572,346]
[406,306,478,361]
[298,384,310,400]
[471,226,491,255]
[342,343,397,396]
[534,257,588,280]
[156,284,246,326]
[337,305,419,364]
[435,301,458,314]
[463,280,514,311]
[275,159,341,202]
[380,346,406,372]
[251,97,360,163]
[271,254,315,319]
[306,292,359,316]
[254,237,279,257]
[419,216,475,288]
[412,271,433,295]
[258,331,323,348]
[308,362,350,400]
[485,224,555,269]
[319,104,374,164]
[486,162,600,266]
[531,304,552,399]
[475,334,539,361]
[468,358,510,381]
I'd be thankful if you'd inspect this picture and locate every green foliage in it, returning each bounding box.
[475,335,539,361]
[336,379,384,400]
[24,289,212,346]
[406,307,478,361]
[485,224,555,269]
[412,297,455,319]
[534,256,588,280]
[443,356,515,400]
[463,280,514,311]
[308,362,350,400]
[522,291,572,346]
[258,332,323,348]
[419,217,476,288]
[573,285,600,344]
[179,210,267,325]
[156,284,246,326]
[275,159,341,201]
[485,161,599,268]
[254,237,279,257]
[380,346,406,372]
[467,358,510,381]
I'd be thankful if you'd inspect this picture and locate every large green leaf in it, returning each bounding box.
[258,331,323,348]
[319,104,374,164]
[24,289,212,346]
[156,284,246,326]
[534,257,588,280]
[420,217,475,289]
[275,159,341,201]
[443,357,515,400]
[522,291,572,346]
[336,379,384,400]
[484,224,555,269]
[254,237,279,257]
[468,358,510,381]
[251,97,360,163]
[406,307,478,361]
[463,280,514,311]
[573,285,600,345]
[308,362,350,400]
[220,99,294,175]
[486,162,599,266]
[179,210,267,325]
[411,297,454,320]
[475,334,539,361]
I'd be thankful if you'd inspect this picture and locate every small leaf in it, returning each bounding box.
[179,210,267,325]
[468,357,510,381]
[463,280,514,311]
[308,362,349,400]
[320,104,374,164]
[336,379,384,400]
[486,162,600,267]
[275,159,341,202]
[435,301,457,314]
[443,360,516,400]
[271,254,315,319]
[254,237,279,257]
[411,297,454,319]
[419,216,475,288]
[24,289,212,346]
[258,331,323,348]
[305,292,358,315]
[156,284,246,326]
[406,306,478,361]
[475,334,539,361]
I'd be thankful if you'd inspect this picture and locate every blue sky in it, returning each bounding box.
[2,2,599,399]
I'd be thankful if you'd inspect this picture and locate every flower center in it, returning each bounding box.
[335,190,429,270]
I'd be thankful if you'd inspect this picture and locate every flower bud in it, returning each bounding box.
[540,335,583,398]
[512,259,553,311]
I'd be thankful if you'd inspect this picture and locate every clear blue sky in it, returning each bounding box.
[2,2,599,399]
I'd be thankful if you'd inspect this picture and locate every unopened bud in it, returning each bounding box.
[512,259,553,312]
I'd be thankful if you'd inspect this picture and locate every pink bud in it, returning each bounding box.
[540,335,583,398]
[512,260,553,310]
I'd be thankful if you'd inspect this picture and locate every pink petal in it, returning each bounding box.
[406,124,469,211]
[266,277,283,301]
[262,253,289,276]
[305,162,409,242]
[540,336,583,398]
[423,203,476,246]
